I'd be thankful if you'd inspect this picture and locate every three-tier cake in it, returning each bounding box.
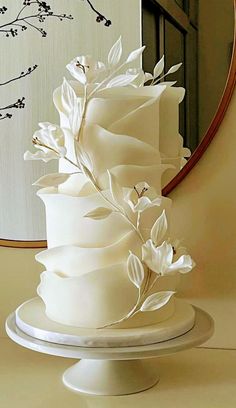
[25,38,195,337]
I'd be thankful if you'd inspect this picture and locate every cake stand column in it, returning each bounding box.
[62,358,159,395]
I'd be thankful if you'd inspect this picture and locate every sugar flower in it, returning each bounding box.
[125,182,162,213]
[66,55,106,84]
[24,122,66,162]
[142,239,195,276]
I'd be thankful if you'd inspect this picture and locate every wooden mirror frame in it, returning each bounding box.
[1,1,236,249]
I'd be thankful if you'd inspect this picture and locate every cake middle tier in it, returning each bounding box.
[37,187,172,248]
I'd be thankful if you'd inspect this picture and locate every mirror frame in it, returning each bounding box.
[1,0,236,249]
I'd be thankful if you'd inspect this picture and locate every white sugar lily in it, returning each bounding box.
[125,182,162,213]
[169,238,187,259]
[66,55,106,84]
[24,122,66,162]
[142,239,195,276]
[34,122,66,155]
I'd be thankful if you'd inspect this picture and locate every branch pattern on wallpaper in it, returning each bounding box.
[0,0,111,121]
[83,0,111,26]
[0,1,73,38]
[0,65,38,120]
[0,1,73,121]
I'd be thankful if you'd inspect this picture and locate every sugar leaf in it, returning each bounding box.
[84,207,113,220]
[153,55,164,78]
[127,252,144,288]
[126,46,146,63]
[107,170,124,208]
[61,78,77,113]
[106,74,138,88]
[33,173,72,187]
[166,62,182,75]
[151,210,168,246]
[108,36,122,66]
[141,291,175,312]
[69,103,81,136]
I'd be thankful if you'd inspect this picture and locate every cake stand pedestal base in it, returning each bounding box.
[63,359,159,395]
[6,306,214,396]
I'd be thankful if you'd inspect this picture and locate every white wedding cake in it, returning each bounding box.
[25,38,195,335]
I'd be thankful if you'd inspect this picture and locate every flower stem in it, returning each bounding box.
[32,139,81,170]
[75,85,88,142]
[152,71,172,85]
[141,273,160,299]
[98,288,142,329]
[146,275,160,295]
[83,171,145,244]
[88,61,127,99]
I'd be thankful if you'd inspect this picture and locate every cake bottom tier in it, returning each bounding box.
[15,297,195,347]
[37,268,180,328]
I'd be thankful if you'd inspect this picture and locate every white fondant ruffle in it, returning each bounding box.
[37,264,179,328]
[36,230,142,277]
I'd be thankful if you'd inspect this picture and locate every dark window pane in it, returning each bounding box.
[164,19,186,139]
[142,4,160,73]
[186,25,198,150]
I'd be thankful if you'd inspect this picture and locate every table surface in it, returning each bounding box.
[1,338,236,408]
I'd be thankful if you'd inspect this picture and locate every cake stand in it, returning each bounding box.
[6,301,214,396]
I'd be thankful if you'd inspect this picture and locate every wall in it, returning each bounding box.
[0,247,42,337]
[170,88,236,349]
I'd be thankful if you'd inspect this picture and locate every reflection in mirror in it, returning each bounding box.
[142,0,234,157]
